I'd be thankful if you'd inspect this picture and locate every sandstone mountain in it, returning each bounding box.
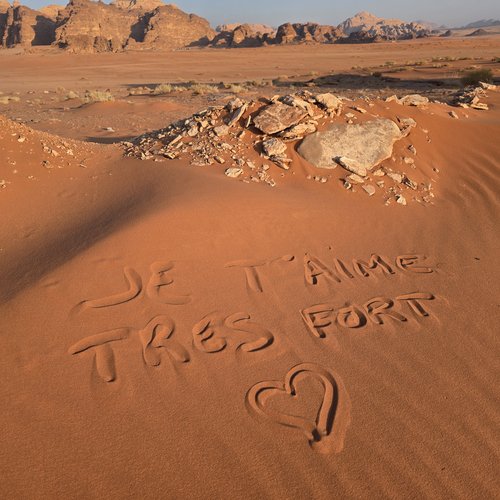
[216,23,274,35]
[111,0,164,10]
[1,0,214,51]
[1,3,55,47]
[466,28,490,37]
[211,22,342,48]
[1,4,434,52]
[462,19,500,29]
[338,11,429,41]
[338,11,403,35]
[211,23,268,48]
[40,4,64,18]
[54,0,138,52]
[274,23,342,44]
[140,4,214,49]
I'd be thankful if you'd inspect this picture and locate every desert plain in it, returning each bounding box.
[0,14,500,500]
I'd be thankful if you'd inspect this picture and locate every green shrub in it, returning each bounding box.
[461,69,494,86]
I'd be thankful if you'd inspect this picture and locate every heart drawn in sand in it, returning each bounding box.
[246,363,346,448]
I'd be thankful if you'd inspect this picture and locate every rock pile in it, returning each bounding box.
[451,84,495,110]
[125,91,443,204]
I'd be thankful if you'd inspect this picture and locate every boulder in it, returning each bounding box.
[398,94,429,106]
[279,122,317,140]
[262,137,287,157]
[297,119,402,171]
[225,167,243,178]
[315,93,342,113]
[253,102,308,135]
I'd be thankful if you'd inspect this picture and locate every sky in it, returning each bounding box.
[22,0,500,28]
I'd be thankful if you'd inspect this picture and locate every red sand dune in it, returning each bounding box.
[1,62,499,498]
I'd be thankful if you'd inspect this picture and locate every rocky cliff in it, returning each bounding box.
[0,0,214,52]
[211,24,269,48]
[274,23,342,44]
[338,11,429,41]
[52,0,214,52]
[1,4,56,47]
[54,0,137,52]
[0,4,434,52]
[141,4,214,49]
[216,23,274,36]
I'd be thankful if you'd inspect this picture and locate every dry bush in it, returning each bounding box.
[0,95,21,104]
[189,83,219,95]
[224,83,247,93]
[83,90,114,103]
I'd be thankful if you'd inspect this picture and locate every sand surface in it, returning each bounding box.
[1,40,499,498]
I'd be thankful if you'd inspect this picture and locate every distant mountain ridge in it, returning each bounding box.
[1,3,498,53]
[461,19,500,29]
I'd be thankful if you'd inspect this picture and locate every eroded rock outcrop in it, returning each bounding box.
[111,0,164,10]
[0,1,9,41]
[211,23,266,48]
[141,4,214,49]
[1,4,56,47]
[54,0,136,52]
[216,23,274,35]
[274,23,341,44]
[53,0,214,52]
[338,11,429,42]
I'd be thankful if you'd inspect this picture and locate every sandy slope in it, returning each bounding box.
[0,90,499,498]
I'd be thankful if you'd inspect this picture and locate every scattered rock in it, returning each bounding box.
[262,137,287,157]
[449,111,459,119]
[479,81,497,91]
[214,125,229,137]
[315,93,342,113]
[224,167,243,178]
[396,194,407,205]
[471,103,489,111]
[386,172,403,183]
[352,106,367,114]
[227,103,248,127]
[347,173,366,184]
[279,122,317,140]
[398,94,429,107]
[362,184,376,196]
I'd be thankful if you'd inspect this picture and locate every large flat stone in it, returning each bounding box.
[297,118,402,171]
[253,102,308,135]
